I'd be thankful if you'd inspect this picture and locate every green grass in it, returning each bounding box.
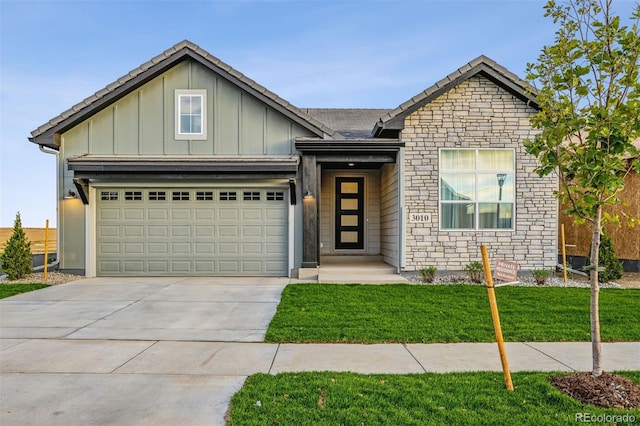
[265,284,640,343]
[228,371,640,425]
[0,283,49,299]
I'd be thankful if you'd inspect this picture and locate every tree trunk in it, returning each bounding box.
[590,205,603,377]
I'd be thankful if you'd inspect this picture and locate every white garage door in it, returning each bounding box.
[96,187,288,276]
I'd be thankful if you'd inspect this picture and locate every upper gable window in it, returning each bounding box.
[175,89,207,140]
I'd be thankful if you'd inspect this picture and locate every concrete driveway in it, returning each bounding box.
[1,277,288,426]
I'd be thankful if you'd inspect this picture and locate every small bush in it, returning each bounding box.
[586,232,623,283]
[531,269,551,286]
[419,266,437,283]
[0,212,33,280]
[464,261,484,283]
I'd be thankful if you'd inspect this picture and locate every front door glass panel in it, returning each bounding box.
[335,177,364,249]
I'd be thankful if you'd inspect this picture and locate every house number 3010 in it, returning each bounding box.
[410,213,431,223]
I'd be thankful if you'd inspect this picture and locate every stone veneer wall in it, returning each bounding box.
[402,75,557,271]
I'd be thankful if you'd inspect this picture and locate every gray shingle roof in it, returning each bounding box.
[30,40,339,148]
[304,108,391,138]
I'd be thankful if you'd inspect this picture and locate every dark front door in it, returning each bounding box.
[335,177,364,250]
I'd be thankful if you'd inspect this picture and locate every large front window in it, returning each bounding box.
[175,89,206,140]
[439,149,514,230]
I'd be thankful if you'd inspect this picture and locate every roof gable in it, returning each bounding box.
[373,55,538,137]
[30,40,338,149]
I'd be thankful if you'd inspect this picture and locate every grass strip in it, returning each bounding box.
[228,371,640,426]
[0,283,49,299]
[265,284,640,343]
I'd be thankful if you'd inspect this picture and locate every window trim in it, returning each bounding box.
[175,89,207,140]
[438,148,516,231]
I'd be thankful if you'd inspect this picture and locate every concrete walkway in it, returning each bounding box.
[1,277,639,426]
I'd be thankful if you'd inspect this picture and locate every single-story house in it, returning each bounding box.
[29,40,557,278]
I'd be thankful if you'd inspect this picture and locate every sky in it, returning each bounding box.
[1,0,637,227]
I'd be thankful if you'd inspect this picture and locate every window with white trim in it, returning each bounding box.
[439,149,515,230]
[175,89,206,140]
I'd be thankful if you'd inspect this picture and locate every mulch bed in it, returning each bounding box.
[552,372,640,409]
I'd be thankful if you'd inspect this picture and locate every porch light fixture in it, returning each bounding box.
[303,191,314,200]
[348,163,355,167]
[64,189,77,199]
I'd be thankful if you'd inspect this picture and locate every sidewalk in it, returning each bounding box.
[2,339,638,426]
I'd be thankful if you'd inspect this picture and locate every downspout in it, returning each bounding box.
[37,145,60,271]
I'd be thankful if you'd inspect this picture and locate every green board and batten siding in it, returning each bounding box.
[58,59,314,274]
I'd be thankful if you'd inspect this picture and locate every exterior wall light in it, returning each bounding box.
[64,189,77,199]
[303,191,314,200]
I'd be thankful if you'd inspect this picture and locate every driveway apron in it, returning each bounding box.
[0,277,287,426]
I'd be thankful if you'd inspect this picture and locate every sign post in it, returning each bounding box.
[480,245,514,392]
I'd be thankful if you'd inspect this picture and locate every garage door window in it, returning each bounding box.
[149,191,166,201]
[220,191,237,201]
[101,191,118,201]
[243,191,261,201]
[267,191,284,201]
[125,191,142,201]
[196,191,214,201]
[172,191,190,201]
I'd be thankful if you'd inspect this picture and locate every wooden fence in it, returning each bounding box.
[0,227,57,255]
[559,171,640,262]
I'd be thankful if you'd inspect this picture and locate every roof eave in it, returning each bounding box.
[30,41,337,147]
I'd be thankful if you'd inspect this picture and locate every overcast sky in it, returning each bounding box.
[1,0,637,227]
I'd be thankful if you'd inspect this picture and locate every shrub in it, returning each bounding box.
[586,232,623,283]
[531,269,551,286]
[419,266,437,283]
[0,212,33,280]
[464,261,484,283]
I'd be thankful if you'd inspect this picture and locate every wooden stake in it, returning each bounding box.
[561,224,568,283]
[44,220,49,280]
[480,245,514,392]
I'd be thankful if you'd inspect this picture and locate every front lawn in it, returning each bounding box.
[227,371,640,425]
[0,283,49,299]
[265,284,640,343]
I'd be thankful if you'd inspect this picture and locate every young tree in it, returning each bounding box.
[525,0,640,377]
[1,212,33,280]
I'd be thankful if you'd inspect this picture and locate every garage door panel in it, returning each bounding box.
[99,261,120,274]
[219,261,239,273]
[195,243,215,254]
[148,226,168,237]
[171,226,191,237]
[123,209,144,220]
[123,261,144,273]
[195,209,215,220]
[194,226,215,237]
[241,261,262,273]
[148,243,169,254]
[124,243,144,254]
[171,243,191,254]
[99,209,120,220]
[242,243,262,254]
[219,242,238,254]
[99,243,120,254]
[218,226,238,237]
[124,226,144,237]
[265,225,286,237]
[242,226,261,237]
[96,187,288,276]
[148,209,168,220]
[171,209,191,220]
[242,209,262,220]
[148,261,169,273]
[218,209,239,220]
[99,226,120,237]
